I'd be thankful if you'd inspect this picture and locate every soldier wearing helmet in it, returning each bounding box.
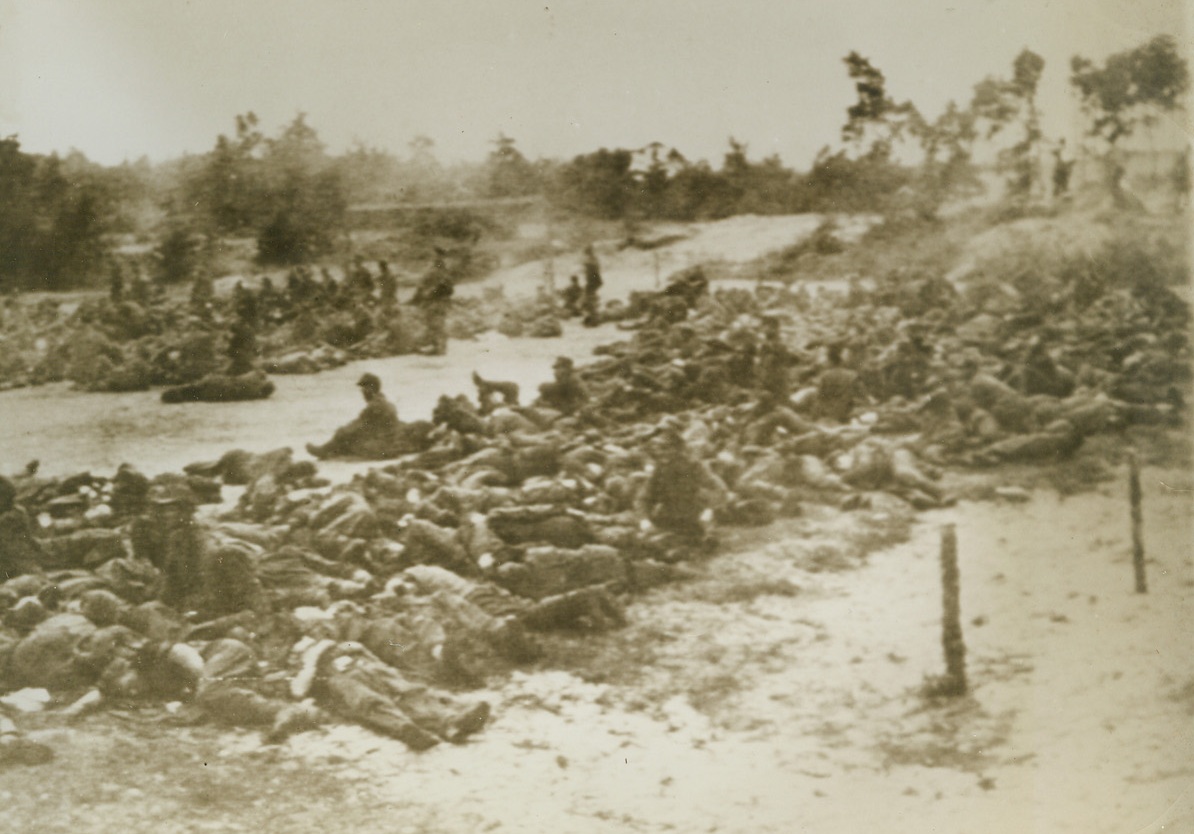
[306,373,402,460]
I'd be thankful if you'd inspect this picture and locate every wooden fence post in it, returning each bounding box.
[939,523,967,695]
[1129,452,1147,594]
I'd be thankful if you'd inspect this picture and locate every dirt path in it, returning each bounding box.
[0,325,617,481]
[466,213,873,301]
[0,214,843,481]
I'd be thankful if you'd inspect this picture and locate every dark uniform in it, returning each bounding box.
[754,317,799,408]
[347,257,375,298]
[129,482,204,608]
[561,275,583,318]
[581,246,603,325]
[815,344,859,423]
[0,476,45,580]
[536,357,589,416]
[638,431,724,539]
[378,260,398,306]
[307,373,403,459]
[413,255,455,355]
[225,317,259,376]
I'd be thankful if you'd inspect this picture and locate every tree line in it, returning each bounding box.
[0,34,1185,291]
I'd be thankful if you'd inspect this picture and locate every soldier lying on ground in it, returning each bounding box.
[160,370,275,404]
[293,638,490,751]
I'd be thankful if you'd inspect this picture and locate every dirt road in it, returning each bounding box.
[0,214,852,480]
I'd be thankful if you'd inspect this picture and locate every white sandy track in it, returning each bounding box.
[0,214,841,481]
[261,473,1192,834]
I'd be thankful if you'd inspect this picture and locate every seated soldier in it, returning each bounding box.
[536,357,589,417]
[637,427,727,543]
[0,476,45,580]
[814,343,860,423]
[560,275,583,318]
[307,373,403,460]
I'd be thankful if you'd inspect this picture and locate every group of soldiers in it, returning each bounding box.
[559,245,604,326]
[0,212,1186,754]
[238,251,458,357]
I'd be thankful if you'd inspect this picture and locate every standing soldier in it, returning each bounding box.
[413,249,455,355]
[347,256,375,298]
[0,476,46,579]
[190,272,215,319]
[378,260,398,307]
[108,258,125,304]
[1051,139,1075,199]
[225,315,260,376]
[581,245,603,326]
[814,341,860,423]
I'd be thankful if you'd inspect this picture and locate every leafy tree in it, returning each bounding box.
[802,145,913,213]
[255,114,346,264]
[188,112,266,234]
[636,142,672,219]
[0,136,109,290]
[335,142,401,205]
[970,49,1046,196]
[485,134,539,198]
[840,52,921,159]
[154,224,207,284]
[0,136,39,281]
[1070,35,1188,147]
[549,148,635,218]
[913,100,980,212]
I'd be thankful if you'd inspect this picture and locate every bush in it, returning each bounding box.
[154,226,208,284]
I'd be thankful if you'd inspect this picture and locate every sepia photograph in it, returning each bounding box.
[0,1,1190,831]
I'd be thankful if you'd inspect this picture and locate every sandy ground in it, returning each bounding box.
[0,213,856,481]
[0,213,1190,832]
[268,475,1194,834]
[0,324,618,481]
[4,465,1189,834]
[473,213,874,301]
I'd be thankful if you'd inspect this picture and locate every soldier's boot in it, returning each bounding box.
[445,701,490,744]
[363,708,441,751]
[398,689,490,745]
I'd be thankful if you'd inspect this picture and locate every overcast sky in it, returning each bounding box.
[0,0,1187,167]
